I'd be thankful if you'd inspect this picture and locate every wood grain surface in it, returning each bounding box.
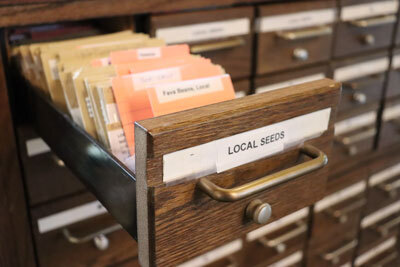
[135,79,340,266]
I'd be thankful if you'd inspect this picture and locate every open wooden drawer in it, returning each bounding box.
[24,78,340,266]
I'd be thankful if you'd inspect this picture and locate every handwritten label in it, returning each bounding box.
[334,57,389,82]
[341,0,399,21]
[314,181,366,212]
[256,73,325,94]
[246,208,309,241]
[257,8,336,33]
[177,239,242,267]
[361,200,400,228]
[155,76,223,103]
[163,108,331,183]
[137,47,161,60]
[334,111,377,136]
[38,201,107,233]
[156,18,250,44]
[269,251,303,267]
[26,138,50,157]
[369,162,400,187]
[355,237,397,266]
[132,67,182,90]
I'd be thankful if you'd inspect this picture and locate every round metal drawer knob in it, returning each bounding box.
[352,92,367,104]
[293,48,309,61]
[363,34,375,45]
[93,234,109,250]
[246,199,272,224]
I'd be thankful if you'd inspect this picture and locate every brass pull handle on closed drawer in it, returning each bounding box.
[349,15,397,28]
[324,198,366,224]
[372,215,400,237]
[378,178,400,199]
[190,37,245,54]
[258,221,307,253]
[322,240,358,265]
[276,25,332,41]
[335,127,376,156]
[198,145,327,202]
[62,224,122,250]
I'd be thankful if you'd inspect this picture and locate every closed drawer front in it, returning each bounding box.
[311,180,367,244]
[386,51,400,98]
[359,200,400,251]
[355,236,399,266]
[135,79,340,266]
[150,7,253,80]
[307,238,357,267]
[366,153,400,214]
[243,208,309,266]
[254,65,328,95]
[31,193,138,267]
[335,0,398,58]
[331,106,378,167]
[256,1,335,74]
[379,99,400,149]
[333,53,389,116]
[17,125,85,206]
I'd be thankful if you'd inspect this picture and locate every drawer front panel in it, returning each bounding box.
[257,1,335,74]
[31,193,138,267]
[135,79,340,266]
[243,208,309,266]
[333,53,389,116]
[359,200,400,251]
[331,106,379,168]
[307,238,357,267]
[355,235,399,266]
[150,7,254,80]
[335,0,398,57]
[311,181,366,244]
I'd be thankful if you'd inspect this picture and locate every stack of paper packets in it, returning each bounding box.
[13,30,236,170]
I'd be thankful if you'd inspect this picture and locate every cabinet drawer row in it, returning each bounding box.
[148,0,400,79]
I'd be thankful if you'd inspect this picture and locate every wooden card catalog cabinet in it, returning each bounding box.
[135,79,340,266]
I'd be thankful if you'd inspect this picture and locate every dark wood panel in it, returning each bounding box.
[0,0,260,27]
[0,33,36,267]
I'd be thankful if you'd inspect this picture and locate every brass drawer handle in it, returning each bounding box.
[258,221,307,254]
[198,145,327,202]
[324,198,366,224]
[372,251,398,267]
[335,127,376,156]
[378,178,400,199]
[349,15,396,28]
[276,25,332,41]
[190,37,245,54]
[322,240,358,265]
[372,214,400,237]
[62,224,122,250]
